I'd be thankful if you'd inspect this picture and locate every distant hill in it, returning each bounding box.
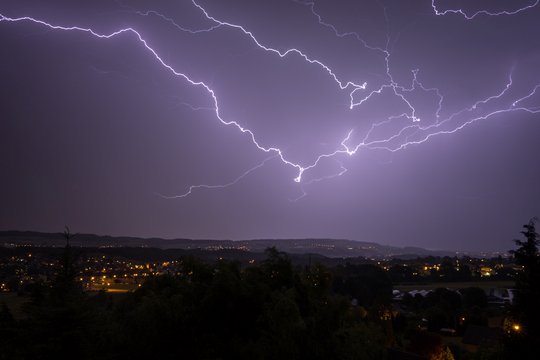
[0,230,457,259]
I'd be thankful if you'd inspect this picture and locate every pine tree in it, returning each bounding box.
[510,218,540,337]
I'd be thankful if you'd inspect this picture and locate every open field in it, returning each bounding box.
[88,283,138,293]
[394,280,514,291]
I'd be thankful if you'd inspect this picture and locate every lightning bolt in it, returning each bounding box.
[290,161,348,202]
[156,156,276,199]
[292,0,434,124]
[190,0,368,94]
[117,1,223,34]
[431,0,540,19]
[0,12,308,184]
[284,0,540,184]
[1,0,539,200]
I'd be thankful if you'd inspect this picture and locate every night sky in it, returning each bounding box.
[1,0,540,252]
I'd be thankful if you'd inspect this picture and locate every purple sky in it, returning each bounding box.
[1,0,539,252]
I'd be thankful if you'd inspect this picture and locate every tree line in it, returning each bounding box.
[0,218,539,359]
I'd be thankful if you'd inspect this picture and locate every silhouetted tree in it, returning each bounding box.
[505,218,540,359]
[511,218,540,333]
[51,226,82,302]
[261,247,295,290]
[333,264,392,308]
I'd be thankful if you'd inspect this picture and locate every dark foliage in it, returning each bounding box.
[333,264,392,308]
[0,247,389,360]
[503,218,540,359]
